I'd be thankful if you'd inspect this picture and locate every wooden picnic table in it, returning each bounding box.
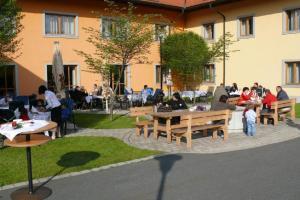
[150,110,199,143]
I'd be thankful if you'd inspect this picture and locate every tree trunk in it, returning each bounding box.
[110,64,126,121]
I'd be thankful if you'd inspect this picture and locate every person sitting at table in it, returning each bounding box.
[257,85,265,98]
[92,84,99,96]
[230,83,238,92]
[141,85,152,104]
[276,86,289,101]
[249,87,259,101]
[19,106,30,121]
[0,95,11,107]
[211,84,228,110]
[168,92,188,110]
[238,87,251,106]
[261,89,277,114]
[38,85,62,139]
[34,99,47,112]
[211,95,236,111]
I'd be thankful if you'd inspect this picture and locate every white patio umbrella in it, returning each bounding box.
[52,41,65,98]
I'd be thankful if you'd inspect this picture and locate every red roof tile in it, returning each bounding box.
[140,0,215,8]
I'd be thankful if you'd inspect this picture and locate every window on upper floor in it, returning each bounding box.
[101,17,120,39]
[285,8,300,32]
[154,24,169,41]
[285,61,300,85]
[238,16,254,38]
[45,13,77,37]
[203,23,214,40]
[203,64,215,83]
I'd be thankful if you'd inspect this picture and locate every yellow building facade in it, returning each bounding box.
[187,0,300,99]
[1,0,300,100]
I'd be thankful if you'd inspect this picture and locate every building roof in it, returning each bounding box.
[141,0,215,8]
[129,0,237,11]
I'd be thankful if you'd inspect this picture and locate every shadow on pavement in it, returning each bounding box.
[35,151,100,192]
[155,154,182,200]
[286,119,300,131]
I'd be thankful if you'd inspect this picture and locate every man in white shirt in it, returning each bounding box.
[38,85,62,139]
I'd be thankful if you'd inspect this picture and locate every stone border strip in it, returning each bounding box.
[0,153,167,191]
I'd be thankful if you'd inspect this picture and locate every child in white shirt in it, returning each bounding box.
[245,104,257,136]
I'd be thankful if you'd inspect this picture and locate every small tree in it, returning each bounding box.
[161,31,210,91]
[161,31,236,88]
[0,0,23,65]
[76,2,157,119]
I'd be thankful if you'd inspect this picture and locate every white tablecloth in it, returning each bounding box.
[0,120,49,141]
[181,91,207,100]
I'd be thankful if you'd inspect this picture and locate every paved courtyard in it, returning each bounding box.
[2,137,300,200]
[68,119,300,154]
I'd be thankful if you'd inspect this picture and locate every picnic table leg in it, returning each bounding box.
[166,119,172,143]
[144,124,148,138]
[203,130,208,137]
[212,129,218,140]
[256,106,261,125]
[153,118,158,140]
[223,128,228,140]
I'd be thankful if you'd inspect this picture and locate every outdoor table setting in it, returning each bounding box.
[0,119,57,200]
[150,110,200,143]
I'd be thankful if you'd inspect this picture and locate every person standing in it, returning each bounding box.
[245,104,257,136]
[38,85,62,139]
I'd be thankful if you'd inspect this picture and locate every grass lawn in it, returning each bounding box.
[296,104,300,118]
[0,136,160,186]
[74,113,142,129]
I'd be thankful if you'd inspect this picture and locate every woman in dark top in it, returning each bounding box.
[168,92,188,110]
[230,83,238,93]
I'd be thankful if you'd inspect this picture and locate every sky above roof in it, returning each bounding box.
[141,0,215,8]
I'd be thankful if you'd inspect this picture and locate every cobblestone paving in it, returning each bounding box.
[67,119,300,154]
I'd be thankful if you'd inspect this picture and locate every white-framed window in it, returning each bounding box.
[44,12,78,37]
[203,64,215,83]
[154,24,170,41]
[203,23,214,40]
[285,61,300,85]
[101,17,120,39]
[155,65,167,84]
[284,8,300,33]
[238,16,254,38]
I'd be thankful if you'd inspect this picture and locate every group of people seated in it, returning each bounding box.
[211,82,290,136]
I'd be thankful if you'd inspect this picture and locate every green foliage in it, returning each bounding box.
[0,137,160,186]
[75,2,155,89]
[0,0,23,64]
[208,32,237,63]
[161,31,209,89]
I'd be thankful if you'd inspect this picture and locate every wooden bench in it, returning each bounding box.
[171,110,230,148]
[129,106,154,138]
[228,97,239,105]
[260,99,296,125]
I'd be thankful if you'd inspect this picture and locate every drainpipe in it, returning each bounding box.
[210,4,226,86]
